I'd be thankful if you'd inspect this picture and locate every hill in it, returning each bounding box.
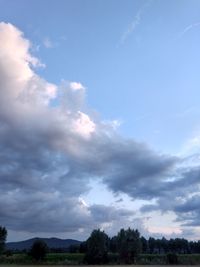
[6,237,81,251]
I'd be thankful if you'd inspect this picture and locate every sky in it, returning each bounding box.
[0,0,200,242]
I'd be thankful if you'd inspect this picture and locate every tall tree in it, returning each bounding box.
[161,237,169,253]
[110,236,118,253]
[84,229,109,264]
[0,226,7,255]
[140,236,148,253]
[29,240,48,261]
[117,228,141,264]
[148,237,156,254]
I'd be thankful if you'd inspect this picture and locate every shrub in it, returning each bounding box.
[29,240,48,261]
[167,253,178,264]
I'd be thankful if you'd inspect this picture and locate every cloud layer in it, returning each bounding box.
[0,22,200,239]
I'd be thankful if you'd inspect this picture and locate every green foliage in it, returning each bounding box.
[0,226,7,255]
[148,237,156,253]
[0,252,84,265]
[29,240,48,261]
[1,252,200,265]
[167,252,178,264]
[68,244,80,253]
[45,252,84,264]
[116,227,142,263]
[2,225,200,265]
[0,253,31,264]
[178,254,200,265]
[79,241,87,253]
[110,236,118,253]
[141,236,148,253]
[84,229,109,264]
[137,254,167,264]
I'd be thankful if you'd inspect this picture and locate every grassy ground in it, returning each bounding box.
[138,253,200,265]
[0,253,84,265]
[1,253,200,265]
[1,265,200,267]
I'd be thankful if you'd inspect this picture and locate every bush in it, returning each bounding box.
[0,226,7,255]
[4,249,13,257]
[167,253,178,264]
[29,240,48,261]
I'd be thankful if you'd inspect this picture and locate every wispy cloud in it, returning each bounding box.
[120,0,153,45]
[43,37,54,48]
[178,22,200,38]
[43,36,65,49]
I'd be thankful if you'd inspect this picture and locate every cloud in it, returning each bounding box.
[178,22,200,39]
[140,165,200,229]
[120,0,152,45]
[1,21,200,240]
[174,194,200,227]
[0,22,156,237]
[43,37,54,48]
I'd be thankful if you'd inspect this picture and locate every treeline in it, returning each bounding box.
[1,225,200,264]
[140,237,200,254]
[69,228,200,264]
[71,231,200,256]
[83,228,141,264]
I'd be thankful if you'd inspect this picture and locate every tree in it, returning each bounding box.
[79,241,87,253]
[156,238,162,254]
[110,236,118,253]
[149,237,156,254]
[0,226,7,255]
[117,228,141,264]
[169,238,176,253]
[140,236,148,253]
[161,237,169,253]
[29,240,48,261]
[84,229,109,264]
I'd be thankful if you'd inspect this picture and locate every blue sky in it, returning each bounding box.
[2,0,200,151]
[1,0,200,241]
[2,0,200,153]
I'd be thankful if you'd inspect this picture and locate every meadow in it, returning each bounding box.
[1,253,200,265]
[2,266,200,267]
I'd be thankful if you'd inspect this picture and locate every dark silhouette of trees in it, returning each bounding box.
[84,229,109,264]
[3,224,200,265]
[116,228,141,263]
[161,237,169,253]
[167,253,178,264]
[79,241,87,253]
[148,237,156,253]
[141,236,148,253]
[0,226,7,255]
[110,236,118,253]
[190,240,200,253]
[29,240,48,261]
[139,236,191,255]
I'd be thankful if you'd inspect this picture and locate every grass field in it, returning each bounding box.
[1,253,200,265]
[0,253,84,265]
[1,265,200,267]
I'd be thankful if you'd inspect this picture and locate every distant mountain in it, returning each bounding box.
[6,237,81,251]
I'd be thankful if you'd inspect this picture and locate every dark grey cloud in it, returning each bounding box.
[0,190,134,233]
[0,22,149,236]
[174,195,200,227]
[140,166,200,228]
[1,22,200,240]
[89,204,134,223]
